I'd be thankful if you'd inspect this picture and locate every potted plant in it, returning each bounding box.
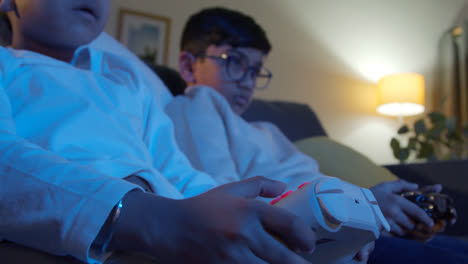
[390,111,468,163]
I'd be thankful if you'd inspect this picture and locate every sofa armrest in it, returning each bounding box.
[384,160,468,237]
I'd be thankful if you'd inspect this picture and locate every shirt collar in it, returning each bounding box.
[4,44,99,71]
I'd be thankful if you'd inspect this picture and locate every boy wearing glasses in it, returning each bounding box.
[167,7,318,188]
[0,1,319,263]
[166,7,468,264]
[166,7,375,262]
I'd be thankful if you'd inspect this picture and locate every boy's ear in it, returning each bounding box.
[178,51,197,84]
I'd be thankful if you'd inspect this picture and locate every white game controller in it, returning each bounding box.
[272,176,390,264]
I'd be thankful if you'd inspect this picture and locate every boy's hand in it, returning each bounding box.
[419,184,443,193]
[370,180,434,236]
[401,183,448,242]
[353,241,375,263]
[111,176,316,264]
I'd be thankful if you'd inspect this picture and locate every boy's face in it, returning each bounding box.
[183,44,266,115]
[4,0,110,50]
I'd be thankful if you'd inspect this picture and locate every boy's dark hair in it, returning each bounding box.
[181,7,271,55]
[0,13,12,46]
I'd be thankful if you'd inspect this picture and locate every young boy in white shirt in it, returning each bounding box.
[0,1,316,263]
[166,7,468,264]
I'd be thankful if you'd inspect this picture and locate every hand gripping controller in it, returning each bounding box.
[272,176,390,264]
[400,191,457,241]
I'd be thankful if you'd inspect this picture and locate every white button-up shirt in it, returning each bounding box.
[0,46,216,263]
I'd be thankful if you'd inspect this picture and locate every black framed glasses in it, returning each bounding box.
[198,51,272,90]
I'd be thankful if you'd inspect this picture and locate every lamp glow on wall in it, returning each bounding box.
[377,73,425,118]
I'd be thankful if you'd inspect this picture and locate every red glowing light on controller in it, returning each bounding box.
[270,190,294,205]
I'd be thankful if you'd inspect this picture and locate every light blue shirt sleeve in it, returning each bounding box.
[141,81,217,197]
[0,80,139,263]
[88,36,216,198]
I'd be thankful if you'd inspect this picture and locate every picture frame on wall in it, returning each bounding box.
[118,8,171,65]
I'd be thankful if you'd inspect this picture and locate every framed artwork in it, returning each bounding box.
[118,8,171,65]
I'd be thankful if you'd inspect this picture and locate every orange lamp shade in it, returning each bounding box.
[377,73,425,116]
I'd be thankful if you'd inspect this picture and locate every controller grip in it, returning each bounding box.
[274,176,389,264]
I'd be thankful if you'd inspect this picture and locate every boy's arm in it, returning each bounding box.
[0,93,315,263]
[139,82,221,196]
[164,87,241,185]
[247,122,326,188]
[108,176,316,264]
[0,87,139,263]
[165,87,324,189]
[143,100,219,196]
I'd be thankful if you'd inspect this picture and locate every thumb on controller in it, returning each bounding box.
[419,184,443,193]
[390,179,419,193]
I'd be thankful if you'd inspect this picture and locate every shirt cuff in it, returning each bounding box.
[66,179,142,264]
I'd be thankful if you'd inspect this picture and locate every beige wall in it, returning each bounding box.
[106,0,468,164]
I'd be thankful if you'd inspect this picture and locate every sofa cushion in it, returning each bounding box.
[294,136,398,188]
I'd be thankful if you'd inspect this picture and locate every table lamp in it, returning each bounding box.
[376,73,425,120]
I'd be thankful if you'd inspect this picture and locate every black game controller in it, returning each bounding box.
[401,191,457,226]
[400,191,457,241]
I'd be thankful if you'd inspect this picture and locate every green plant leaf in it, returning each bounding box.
[390,138,403,161]
[408,138,418,150]
[447,131,463,142]
[414,119,426,134]
[428,125,444,139]
[417,142,434,159]
[397,148,410,162]
[428,112,446,124]
[390,138,400,151]
[397,125,409,134]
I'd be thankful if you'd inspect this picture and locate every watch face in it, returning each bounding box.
[91,200,123,253]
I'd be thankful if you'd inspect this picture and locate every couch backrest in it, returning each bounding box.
[242,100,327,141]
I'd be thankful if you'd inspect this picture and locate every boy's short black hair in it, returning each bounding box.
[181,7,271,55]
[0,13,12,46]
